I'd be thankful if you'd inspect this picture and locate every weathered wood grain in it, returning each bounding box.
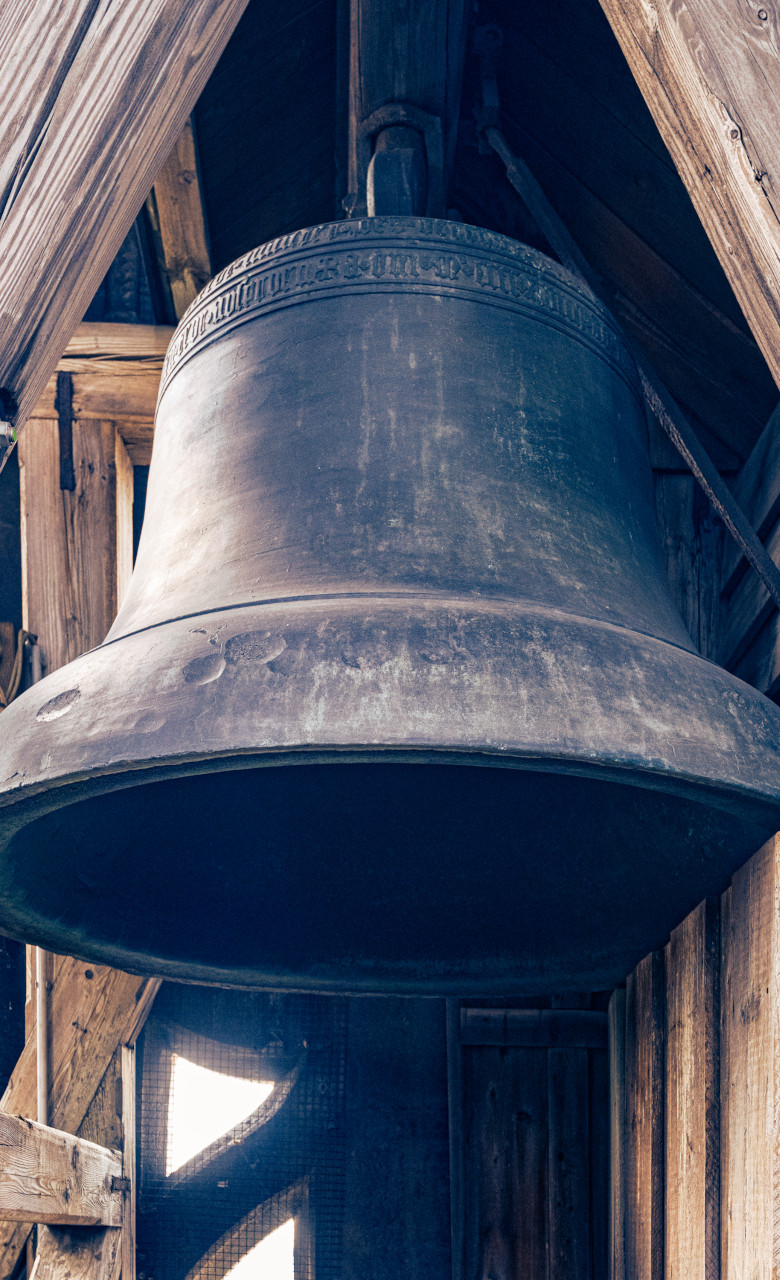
[30,369,161,426]
[149,118,212,320]
[32,1223,121,1280]
[463,1045,549,1280]
[0,0,250,451]
[19,418,131,672]
[598,0,780,392]
[0,1114,121,1227]
[0,0,100,215]
[0,964,156,1276]
[665,899,720,1280]
[625,952,664,1280]
[609,989,627,1280]
[64,324,173,362]
[120,1048,136,1280]
[720,834,780,1280]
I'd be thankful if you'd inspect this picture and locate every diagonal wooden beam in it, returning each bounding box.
[148,118,213,321]
[0,0,249,466]
[597,0,780,394]
[0,1114,122,1228]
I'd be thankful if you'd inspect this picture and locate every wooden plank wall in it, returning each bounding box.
[458,1000,609,1280]
[610,834,780,1280]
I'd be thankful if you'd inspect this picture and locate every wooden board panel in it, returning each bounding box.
[0,0,99,213]
[463,1046,549,1280]
[0,1114,121,1227]
[665,900,720,1280]
[597,0,780,393]
[625,953,664,1280]
[548,1048,591,1278]
[19,418,122,672]
[0,0,250,448]
[720,834,780,1280]
[609,990,627,1280]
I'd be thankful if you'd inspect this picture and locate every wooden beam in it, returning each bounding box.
[0,0,249,459]
[347,0,468,215]
[597,0,780,393]
[608,989,627,1280]
[31,1224,121,1280]
[665,900,720,1280]
[0,965,159,1277]
[624,952,664,1280]
[27,323,173,466]
[19,418,133,672]
[63,323,174,362]
[720,834,780,1280]
[0,1115,121,1227]
[148,117,212,320]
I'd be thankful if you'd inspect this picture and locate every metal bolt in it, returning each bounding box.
[758,8,768,18]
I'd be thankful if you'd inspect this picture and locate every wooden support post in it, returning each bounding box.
[720,833,780,1279]
[32,1224,122,1280]
[665,900,720,1280]
[0,1114,122,1227]
[18,418,132,673]
[347,0,468,216]
[625,952,664,1280]
[608,989,627,1280]
[148,118,212,320]
[597,0,780,394]
[0,965,159,1276]
[0,0,250,457]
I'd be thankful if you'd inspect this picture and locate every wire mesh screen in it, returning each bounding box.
[137,985,347,1280]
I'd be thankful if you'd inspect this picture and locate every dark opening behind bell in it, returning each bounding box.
[1,218,779,993]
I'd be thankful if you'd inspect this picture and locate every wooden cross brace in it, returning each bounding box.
[0,1113,124,1280]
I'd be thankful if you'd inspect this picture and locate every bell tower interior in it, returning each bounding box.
[1,2,780,1279]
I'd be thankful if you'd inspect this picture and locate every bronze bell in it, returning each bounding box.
[1,217,779,993]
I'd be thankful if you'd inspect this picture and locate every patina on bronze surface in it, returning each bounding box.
[1,218,779,992]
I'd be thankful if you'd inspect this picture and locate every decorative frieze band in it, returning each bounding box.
[160,219,637,400]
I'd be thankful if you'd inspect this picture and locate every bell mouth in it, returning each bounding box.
[0,745,774,995]
[1,593,780,992]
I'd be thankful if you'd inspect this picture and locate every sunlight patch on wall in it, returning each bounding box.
[166,1053,274,1173]
[223,1219,295,1280]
